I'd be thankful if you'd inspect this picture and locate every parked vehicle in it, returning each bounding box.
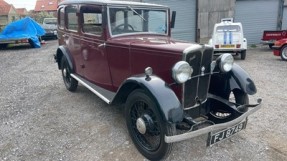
[271,38,287,61]
[0,17,45,49]
[41,18,58,39]
[54,0,262,160]
[208,18,247,60]
[261,30,287,49]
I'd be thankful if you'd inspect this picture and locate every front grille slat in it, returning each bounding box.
[182,45,213,109]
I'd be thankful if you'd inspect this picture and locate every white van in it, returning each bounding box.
[208,18,247,60]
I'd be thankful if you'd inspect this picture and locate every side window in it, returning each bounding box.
[66,6,78,31]
[81,6,102,35]
[59,7,65,29]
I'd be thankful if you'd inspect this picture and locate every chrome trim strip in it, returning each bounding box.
[70,74,111,104]
[165,99,262,143]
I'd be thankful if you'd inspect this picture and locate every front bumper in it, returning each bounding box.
[165,96,262,143]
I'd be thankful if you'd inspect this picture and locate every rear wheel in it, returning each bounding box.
[61,56,78,91]
[280,45,287,61]
[125,89,175,160]
[241,50,246,60]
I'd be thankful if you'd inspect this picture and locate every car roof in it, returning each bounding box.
[59,0,168,8]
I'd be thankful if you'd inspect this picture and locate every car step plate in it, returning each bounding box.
[207,121,247,146]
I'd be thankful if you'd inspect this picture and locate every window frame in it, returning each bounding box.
[80,5,103,37]
[65,5,79,32]
[107,6,169,38]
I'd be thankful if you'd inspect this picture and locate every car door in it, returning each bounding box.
[64,5,85,76]
[79,5,113,90]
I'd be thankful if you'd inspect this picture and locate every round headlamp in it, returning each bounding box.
[172,61,193,83]
[218,53,234,72]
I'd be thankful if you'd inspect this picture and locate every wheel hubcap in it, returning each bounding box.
[136,118,146,134]
[63,68,67,77]
[136,114,155,135]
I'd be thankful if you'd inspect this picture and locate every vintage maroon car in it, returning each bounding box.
[272,38,287,61]
[54,0,262,160]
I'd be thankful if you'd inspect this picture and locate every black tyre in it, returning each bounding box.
[241,50,246,60]
[280,45,287,61]
[125,89,175,160]
[229,89,249,106]
[61,56,78,91]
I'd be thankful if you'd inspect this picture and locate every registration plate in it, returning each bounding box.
[207,121,247,146]
[220,44,235,48]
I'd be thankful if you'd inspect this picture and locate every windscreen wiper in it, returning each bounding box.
[127,6,146,21]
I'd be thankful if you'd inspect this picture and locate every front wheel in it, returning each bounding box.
[280,45,287,61]
[125,89,175,160]
[61,56,78,91]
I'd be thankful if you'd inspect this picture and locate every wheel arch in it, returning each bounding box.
[209,63,257,98]
[112,75,183,123]
[55,46,74,72]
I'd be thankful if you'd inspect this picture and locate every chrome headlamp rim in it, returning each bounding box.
[218,53,234,72]
[172,61,193,84]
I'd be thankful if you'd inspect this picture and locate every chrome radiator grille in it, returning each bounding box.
[182,45,213,109]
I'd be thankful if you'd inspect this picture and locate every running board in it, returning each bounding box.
[70,74,115,104]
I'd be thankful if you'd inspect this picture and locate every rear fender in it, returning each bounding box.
[55,46,74,72]
[112,75,183,123]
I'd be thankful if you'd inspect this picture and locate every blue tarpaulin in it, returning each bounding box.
[0,17,46,48]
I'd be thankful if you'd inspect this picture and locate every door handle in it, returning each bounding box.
[63,34,69,39]
[98,43,106,48]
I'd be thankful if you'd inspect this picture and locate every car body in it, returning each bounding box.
[208,18,247,60]
[261,30,287,49]
[54,0,261,160]
[41,18,58,39]
[271,38,287,61]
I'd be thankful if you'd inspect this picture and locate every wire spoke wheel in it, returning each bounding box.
[125,89,174,160]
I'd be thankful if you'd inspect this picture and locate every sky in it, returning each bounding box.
[4,0,37,11]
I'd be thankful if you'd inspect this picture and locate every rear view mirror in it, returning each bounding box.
[171,11,176,28]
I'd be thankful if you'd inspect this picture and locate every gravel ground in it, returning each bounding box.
[0,41,286,161]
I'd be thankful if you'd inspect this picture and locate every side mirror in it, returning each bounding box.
[171,11,176,29]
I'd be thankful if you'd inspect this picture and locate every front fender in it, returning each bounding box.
[112,75,183,123]
[210,63,257,97]
[229,64,257,95]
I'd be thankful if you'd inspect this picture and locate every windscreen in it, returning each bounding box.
[108,7,168,36]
